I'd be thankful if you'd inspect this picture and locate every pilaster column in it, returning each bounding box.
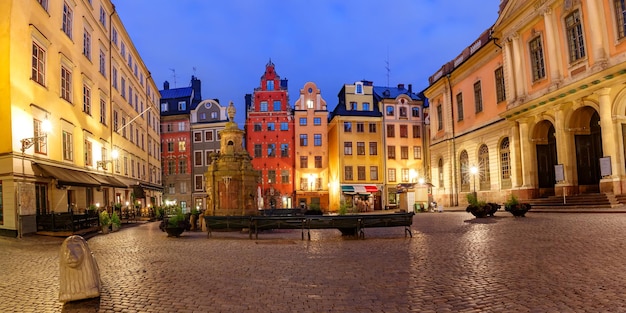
[598,87,619,177]
[518,119,534,187]
[509,121,522,187]
[503,40,516,103]
[542,8,562,82]
[511,33,526,99]
[554,106,574,184]
[585,0,608,64]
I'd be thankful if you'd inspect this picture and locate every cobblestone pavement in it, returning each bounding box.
[3,212,626,312]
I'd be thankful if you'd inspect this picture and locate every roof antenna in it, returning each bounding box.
[169,68,177,87]
[385,46,391,88]
[192,66,197,76]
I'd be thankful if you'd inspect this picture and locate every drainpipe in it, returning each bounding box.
[445,74,458,206]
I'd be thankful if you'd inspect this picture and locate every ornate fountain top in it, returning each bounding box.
[227,101,236,122]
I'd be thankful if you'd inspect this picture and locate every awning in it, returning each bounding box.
[116,176,140,188]
[341,186,355,193]
[33,163,101,187]
[139,182,164,192]
[89,173,127,188]
[341,185,379,193]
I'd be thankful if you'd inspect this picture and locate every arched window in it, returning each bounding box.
[460,150,469,192]
[438,158,444,188]
[500,138,511,189]
[478,144,491,190]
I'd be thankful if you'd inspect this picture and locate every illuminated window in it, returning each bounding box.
[32,42,45,85]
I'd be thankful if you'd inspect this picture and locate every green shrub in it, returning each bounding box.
[111,212,121,228]
[505,194,519,207]
[338,201,349,215]
[99,211,111,227]
[466,193,478,206]
[167,207,186,228]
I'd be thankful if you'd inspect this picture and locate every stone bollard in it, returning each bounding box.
[190,214,197,231]
[59,235,101,303]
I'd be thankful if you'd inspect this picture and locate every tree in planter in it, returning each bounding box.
[111,212,121,231]
[504,194,531,217]
[305,203,323,215]
[338,201,351,215]
[465,193,490,218]
[99,211,111,234]
[160,207,189,237]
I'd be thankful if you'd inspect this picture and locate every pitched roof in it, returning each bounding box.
[372,86,423,101]
[159,87,193,100]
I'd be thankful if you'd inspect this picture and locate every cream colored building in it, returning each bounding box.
[374,84,426,211]
[293,82,329,211]
[0,0,162,237]
[425,0,626,206]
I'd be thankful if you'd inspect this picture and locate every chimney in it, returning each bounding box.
[408,84,413,94]
[163,81,170,90]
[397,83,405,90]
[191,76,202,101]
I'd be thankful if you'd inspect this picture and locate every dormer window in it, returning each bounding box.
[267,80,274,91]
[355,82,363,94]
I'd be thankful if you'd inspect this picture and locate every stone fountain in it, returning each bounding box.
[205,101,260,216]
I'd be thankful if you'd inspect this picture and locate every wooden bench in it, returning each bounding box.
[251,217,307,239]
[305,215,363,239]
[205,212,415,240]
[358,213,414,238]
[204,216,253,238]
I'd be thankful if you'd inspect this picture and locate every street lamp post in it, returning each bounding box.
[21,118,52,153]
[469,166,478,197]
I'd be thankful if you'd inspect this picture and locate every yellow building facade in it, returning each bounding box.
[328,82,384,212]
[426,0,626,206]
[0,0,161,237]
[293,82,330,211]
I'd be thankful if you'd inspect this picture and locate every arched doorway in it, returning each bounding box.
[573,109,602,192]
[535,121,557,196]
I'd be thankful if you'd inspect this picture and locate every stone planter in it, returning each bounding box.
[165,227,185,237]
[466,204,489,218]
[505,203,531,217]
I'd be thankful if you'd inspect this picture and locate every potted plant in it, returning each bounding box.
[160,207,189,237]
[99,211,111,234]
[504,194,531,217]
[465,193,490,218]
[113,202,122,215]
[486,202,501,216]
[111,212,121,232]
[304,203,323,215]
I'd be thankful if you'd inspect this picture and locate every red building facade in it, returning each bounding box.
[245,61,295,209]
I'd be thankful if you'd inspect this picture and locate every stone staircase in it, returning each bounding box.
[526,193,626,212]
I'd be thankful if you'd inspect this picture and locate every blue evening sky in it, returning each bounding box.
[114,0,501,126]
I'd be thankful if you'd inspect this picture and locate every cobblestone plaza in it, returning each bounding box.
[2,212,626,312]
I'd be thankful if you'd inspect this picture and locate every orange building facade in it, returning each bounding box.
[425,0,626,206]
